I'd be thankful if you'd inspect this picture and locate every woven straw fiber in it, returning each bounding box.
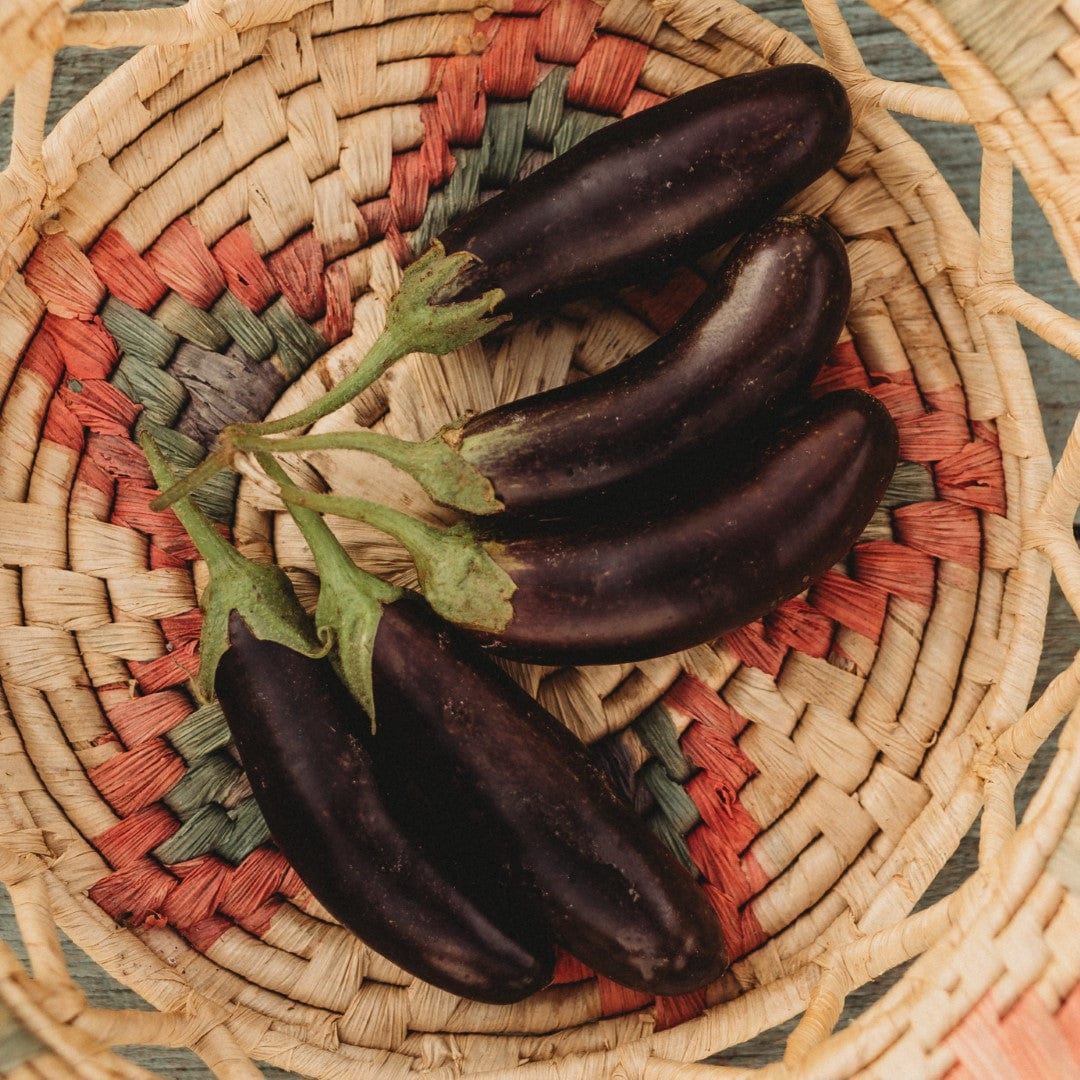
[0,0,1076,1077]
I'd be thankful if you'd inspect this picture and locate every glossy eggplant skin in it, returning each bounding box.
[473,389,899,667]
[457,214,851,515]
[214,612,556,1004]
[366,593,728,997]
[437,64,851,318]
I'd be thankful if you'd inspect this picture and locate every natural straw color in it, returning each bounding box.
[0,0,1077,1078]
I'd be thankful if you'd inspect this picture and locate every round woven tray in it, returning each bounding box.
[0,0,1077,1077]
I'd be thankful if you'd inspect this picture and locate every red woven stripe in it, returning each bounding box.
[219,846,299,918]
[179,915,234,952]
[107,690,193,747]
[89,229,168,311]
[665,675,749,741]
[145,218,227,308]
[597,976,652,1016]
[654,988,708,1032]
[84,437,150,491]
[765,596,834,660]
[42,396,86,452]
[418,101,456,190]
[267,230,326,323]
[946,988,1080,1080]
[623,87,668,116]
[1058,981,1080,1053]
[128,641,201,693]
[89,738,188,816]
[20,330,65,388]
[537,0,601,63]
[56,378,140,438]
[701,880,767,960]
[812,339,872,394]
[388,150,431,235]
[88,858,175,927]
[566,34,649,114]
[924,384,969,416]
[852,540,936,607]
[159,609,203,648]
[94,805,178,867]
[434,55,486,145]
[44,314,119,381]
[550,950,592,984]
[481,16,541,99]
[809,569,889,641]
[893,500,982,570]
[24,233,105,319]
[110,479,192,548]
[934,440,1006,515]
[75,449,115,504]
[212,227,279,312]
[322,260,353,346]
[895,409,972,462]
[162,855,233,929]
[868,379,925,422]
[723,620,787,677]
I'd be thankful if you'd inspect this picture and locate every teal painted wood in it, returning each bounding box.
[0,1,1077,1076]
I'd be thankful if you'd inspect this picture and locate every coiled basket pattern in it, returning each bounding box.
[0,0,1078,1077]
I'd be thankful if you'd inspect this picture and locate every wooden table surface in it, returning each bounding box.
[0,2,1077,1075]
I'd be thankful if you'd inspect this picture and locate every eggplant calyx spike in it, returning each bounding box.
[138,428,325,702]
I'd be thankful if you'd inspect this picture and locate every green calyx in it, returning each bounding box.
[149,240,506,510]
[385,240,510,355]
[139,428,326,702]
[256,453,401,727]
[274,483,516,635]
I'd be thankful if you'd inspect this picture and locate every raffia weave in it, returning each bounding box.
[0,1,1077,1077]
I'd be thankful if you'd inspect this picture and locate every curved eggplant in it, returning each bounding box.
[363,592,729,997]
[215,611,556,1003]
[453,213,851,515]
[468,389,899,666]
[437,64,851,319]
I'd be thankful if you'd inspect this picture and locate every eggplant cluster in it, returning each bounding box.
[156,64,902,1007]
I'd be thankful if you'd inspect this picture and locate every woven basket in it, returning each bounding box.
[0,0,1077,1076]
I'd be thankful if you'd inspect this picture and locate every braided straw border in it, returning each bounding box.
[0,1,1076,1077]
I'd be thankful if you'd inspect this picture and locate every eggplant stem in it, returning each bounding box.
[139,433,246,580]
[234,428,503,516]
[274,482,515,634]
[256,453,398,727]
[137,429,324,702]
[149,445,232,512]
[256,453,397,605]
[222,242,507,443]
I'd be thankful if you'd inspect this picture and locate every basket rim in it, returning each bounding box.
[0,1,1073,1077]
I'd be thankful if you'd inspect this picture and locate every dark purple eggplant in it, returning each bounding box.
[153,64,851,510]
[466,389,898,666]
[361,592,728,997]
[215,611,556,1003]
[452,213,851,516]
[436,64,851,319]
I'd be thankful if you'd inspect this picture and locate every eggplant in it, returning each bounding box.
[362,592,728,997]
[152,64,851,511]
[452,213,851,516]
[215,611,556,1003]
[436,64,852,319]
[466,389,899,666]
